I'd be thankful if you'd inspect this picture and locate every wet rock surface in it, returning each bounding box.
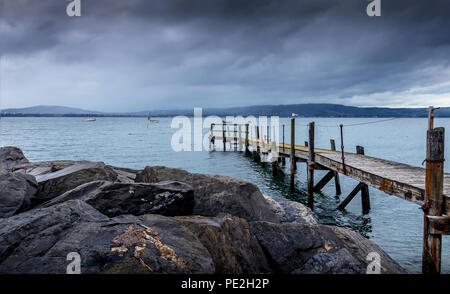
[136,166,280,222]
[263,195,319,225]
[0,200,214,274]
[0,147,29,172]
[0,170,37,218]
[175,214,271,274]
[0,147,407,274]
[249,221,407,274]
[34,161,118,204]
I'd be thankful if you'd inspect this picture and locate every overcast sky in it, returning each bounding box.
[1,0,450,112]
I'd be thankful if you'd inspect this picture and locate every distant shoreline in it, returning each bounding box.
[0,114,447,118]
[2,103,450,118]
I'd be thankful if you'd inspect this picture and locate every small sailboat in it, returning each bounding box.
[86,117,96,122]
[146,112,159,124]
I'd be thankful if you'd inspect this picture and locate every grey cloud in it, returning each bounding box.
[1,0,450,111]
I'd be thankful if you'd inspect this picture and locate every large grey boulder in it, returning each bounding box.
[175,214,271,274]
[0,170,37,218]
[249,221,407,274]
[34,161,118,204]
[0,200,215,274]
[0,147,29,172]
[136,166,279,222]
[39,180,194,218]
[263,195,319,225]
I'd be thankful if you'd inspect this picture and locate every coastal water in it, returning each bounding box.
[1,116,449,273]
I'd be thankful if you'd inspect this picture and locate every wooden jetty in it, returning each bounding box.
[209,108,448,274]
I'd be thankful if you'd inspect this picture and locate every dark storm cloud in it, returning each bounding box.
[1,0,450,111]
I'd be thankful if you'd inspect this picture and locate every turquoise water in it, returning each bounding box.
[1,116,449,273]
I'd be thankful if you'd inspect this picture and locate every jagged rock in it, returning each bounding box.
[263,195,319,225]
[109,166,138,183]
[85,181,194,217]
[175,214,271,274]
[34,161,118,205]
[13,160,81,176]
[135,166,279,222]
[249,221,407,274]
[0,200,215,274]
[0,170,37,218]
[38,180,194,218]
[0,147,29,172]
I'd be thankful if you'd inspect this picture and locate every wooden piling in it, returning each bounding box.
[330,139,342,195]
[340,124,346,175]
[210,123,215,150]
[422,127,445,274]
[307,122,315,209]
[356,146,371,213]
[245,124,250,154]
[290,118,295,191]
[222,121,226,151]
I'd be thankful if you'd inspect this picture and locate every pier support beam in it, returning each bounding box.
[422,126,445,274]
[356,146,371,213]
[330,139,342,195]
[337,146,370,213]
[307,122,315,209]
[313,170,335,192]
[289,118,295,191]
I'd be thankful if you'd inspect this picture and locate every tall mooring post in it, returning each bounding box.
[222,121,226,151]
[330,139,341,195]
[307,122,315,209]
[245,124,250,155]
[289,118,296,191]
[422,106,445,274]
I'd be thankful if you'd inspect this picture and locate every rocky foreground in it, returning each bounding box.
[0,146,407,274]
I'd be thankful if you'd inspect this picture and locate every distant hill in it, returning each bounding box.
[2,103,450,117]
[0,105,103,115]
[139,104,450,118]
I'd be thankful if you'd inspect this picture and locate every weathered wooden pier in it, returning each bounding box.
[209,108,449,274]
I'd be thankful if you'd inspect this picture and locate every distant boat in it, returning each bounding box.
[146,113,159,124]
[86,118,96,122]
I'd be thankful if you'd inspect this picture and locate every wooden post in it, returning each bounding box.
[422,127,445,274]
[307,122,315,209]
[282,124,286,165]
[290,118,296,191]
[330,139,341,195]
[252,126,261,162]
[305,141,308,147]
[257,126,260,153]
[340,124,346,175]
[210,123,215,150]
[356,146,371,213]
[222,121,226,151]
[233,124,240,151]
[245,124,250,154]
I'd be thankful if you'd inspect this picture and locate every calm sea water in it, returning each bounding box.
[1,116,449,273]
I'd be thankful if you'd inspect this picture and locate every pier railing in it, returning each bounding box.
[209,108,448,274]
